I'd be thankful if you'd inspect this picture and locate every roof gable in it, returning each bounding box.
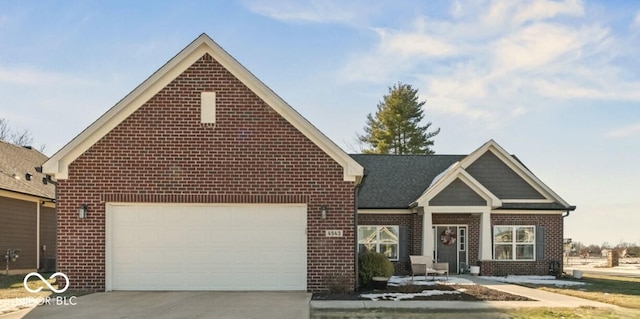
[356,140,572,210]
[466,151,545,199]
[429,178,488,206]
[459,140,570,207]
[414,166,502,208]
[43,34,363,182]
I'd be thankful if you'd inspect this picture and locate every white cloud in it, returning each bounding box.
[377,28,458,58]
[0,66,88,86]
[242,0,376,26]
[632,11,640,30]
[511,0,584,25]
[605,123,640,138]
[339,0,640,126]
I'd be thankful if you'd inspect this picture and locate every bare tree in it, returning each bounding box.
[10,129,34,147]
[0,118,40,148]
[0,118,9,141]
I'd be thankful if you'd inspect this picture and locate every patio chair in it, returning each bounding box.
[433,262,449,280]
[409,255,436,280]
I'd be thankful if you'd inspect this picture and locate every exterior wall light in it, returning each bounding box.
[320,205,327,219]
[78,204,88,219]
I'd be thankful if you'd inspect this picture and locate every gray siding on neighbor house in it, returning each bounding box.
[429,178,487,206]
[466,152,545,199]
[0,197,37,270]
[39,206,56,271]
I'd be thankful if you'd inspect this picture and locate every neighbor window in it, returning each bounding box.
[358,226,399,261]
[494,226,535,260]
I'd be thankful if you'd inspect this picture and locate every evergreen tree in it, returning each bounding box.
[358,83,440,154]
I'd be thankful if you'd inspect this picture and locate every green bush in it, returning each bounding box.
[358,251,395,286]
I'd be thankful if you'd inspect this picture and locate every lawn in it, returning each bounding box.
[0,273,57,299]
[524,273,640,309]
[0,273,88,299]
[312,307,632,319]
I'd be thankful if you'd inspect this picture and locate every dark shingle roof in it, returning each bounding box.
[351,153,571,211]
[0,141,55,199]
[351,154,465,209]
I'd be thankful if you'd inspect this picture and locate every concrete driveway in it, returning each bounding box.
[2,291,311,319]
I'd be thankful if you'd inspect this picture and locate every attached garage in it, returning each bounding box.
[105,204,307,291]
[43,34,362,292]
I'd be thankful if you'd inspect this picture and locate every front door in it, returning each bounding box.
[435,226,459,274]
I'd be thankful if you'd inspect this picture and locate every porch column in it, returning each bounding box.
[422,210,434,259]
[480,211,492,260]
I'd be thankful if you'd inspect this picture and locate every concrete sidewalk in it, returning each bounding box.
[310,275,619,311]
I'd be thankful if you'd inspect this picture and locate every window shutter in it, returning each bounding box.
[536,226,545,260]
[399,226,409,260]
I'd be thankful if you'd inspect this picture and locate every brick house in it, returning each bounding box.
[1,141,56,274]
[43,34,574,292]
[353,140,575,277]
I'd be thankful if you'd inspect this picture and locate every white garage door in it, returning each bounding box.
[106,204,307,291]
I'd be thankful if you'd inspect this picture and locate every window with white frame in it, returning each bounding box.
[357,226,399,261]
[493,226,535,260]
[459,227,466,251]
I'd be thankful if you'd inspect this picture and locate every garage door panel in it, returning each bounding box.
[108,204,307,291]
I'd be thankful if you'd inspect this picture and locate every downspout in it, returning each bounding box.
[353,172,366,292]
[562,205,577,218]
[36,201,40,270]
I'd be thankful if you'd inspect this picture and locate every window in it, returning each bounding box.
[358,226,399,261]
[459,227,466,251]
[494,226,535,260]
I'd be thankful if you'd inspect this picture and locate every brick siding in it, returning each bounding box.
[358,213,420,274]
[56,53,355,292]
[480,214,564,276]
[360,212,563,277]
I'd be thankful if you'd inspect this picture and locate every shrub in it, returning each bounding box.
[324,273,352,294]
[358,251,395,286]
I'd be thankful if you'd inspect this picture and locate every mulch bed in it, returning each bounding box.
[312,284,532,301]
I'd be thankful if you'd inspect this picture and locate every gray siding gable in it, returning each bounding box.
[466,151,545,200]
[429,178,487,206]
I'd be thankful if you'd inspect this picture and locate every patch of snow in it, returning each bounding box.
[480,275,586,286]
[387,276,475,287]
[361,290,461,301]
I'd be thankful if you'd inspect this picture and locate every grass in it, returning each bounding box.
[506,307,637,319]
[312,307,635,319]
[0,273,56,299]
[524,273,640,309]
[0,273,90,299]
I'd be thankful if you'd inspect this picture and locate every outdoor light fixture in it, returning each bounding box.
[320,205,327,219]
[78,204,88,219]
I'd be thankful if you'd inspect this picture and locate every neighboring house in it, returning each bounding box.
[0,141,56,274]
[353,140,575,276]
[43,34,574,292]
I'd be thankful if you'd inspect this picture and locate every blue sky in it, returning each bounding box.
[1,0,638,246]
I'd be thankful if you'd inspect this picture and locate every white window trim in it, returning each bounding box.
[493,225,536,261]
[357,225,400,261]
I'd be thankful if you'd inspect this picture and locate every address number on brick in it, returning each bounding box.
[325,230,343,237]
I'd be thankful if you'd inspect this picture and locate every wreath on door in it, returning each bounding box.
[440,229,456,246]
